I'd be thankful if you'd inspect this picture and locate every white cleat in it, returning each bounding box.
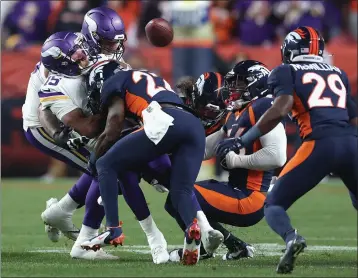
[70,244,119,260]
[201,229,224,255]
[169,249,181,262]
[43,198,61,242]
[147,231,169,264]
[41,198,79,241]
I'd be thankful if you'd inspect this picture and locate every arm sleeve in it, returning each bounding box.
[267,64,295,97]
[204,128,226,160]
[225,122,287,170]
[39,88,78,121]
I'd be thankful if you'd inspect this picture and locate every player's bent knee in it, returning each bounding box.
[96,156,111,174]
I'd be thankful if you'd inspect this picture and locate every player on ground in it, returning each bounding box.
[215,26,358,273]
[80,66,224,265]
[168,64,287,261]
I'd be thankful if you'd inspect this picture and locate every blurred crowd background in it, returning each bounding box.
[1,0,357,180]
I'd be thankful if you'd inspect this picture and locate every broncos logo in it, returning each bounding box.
[247,65,270,76]
[285,31,302,44]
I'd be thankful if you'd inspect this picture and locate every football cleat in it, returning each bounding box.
[81,224,125,251]
[70,244,119,260]
[201,229,224,255]
[169,249,181,262]
[182,218,201,265]
[43,198,61,242]
[170,245,213,263]
[276,231,307,274]
[222,244,255,260]
[147,230,169,264]
[41,198,79,241]
[222,234,255,260]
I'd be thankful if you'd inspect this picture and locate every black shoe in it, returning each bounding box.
[222,234,255,260]
[276,231,307,274]
[169,244,213,262]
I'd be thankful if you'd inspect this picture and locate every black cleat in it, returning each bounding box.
[222,235,255,261]
[276,231,307,274]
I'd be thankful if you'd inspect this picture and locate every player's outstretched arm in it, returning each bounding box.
[61,109,104,138]
[94,96,125,159]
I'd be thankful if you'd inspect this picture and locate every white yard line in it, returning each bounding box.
[28,243,357,256]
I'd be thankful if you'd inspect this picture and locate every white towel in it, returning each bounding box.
[142,101,174,145]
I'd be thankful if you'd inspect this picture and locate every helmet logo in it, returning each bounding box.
[41,46,62,59]
[247,65,270,76]
[286,31,302,43]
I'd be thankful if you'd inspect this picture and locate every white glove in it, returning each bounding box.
[150,179,169,193]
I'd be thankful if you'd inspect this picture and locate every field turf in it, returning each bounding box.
[1,175,357,277]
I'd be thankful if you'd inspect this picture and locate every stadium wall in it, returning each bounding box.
[1,43,357,176]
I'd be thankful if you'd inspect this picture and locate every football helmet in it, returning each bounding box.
[224,60,270,108]
[179,72,228,132]
[86,60,125,114]
[41,31,95,77]
[81,7,127,61]
[281,26,325,64]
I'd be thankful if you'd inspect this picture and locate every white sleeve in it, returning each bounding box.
[225,123,287,170]
[40,93,78,121]
[204,128,226,160]
[39,76,82,121]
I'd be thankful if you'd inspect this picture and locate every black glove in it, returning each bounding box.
[215,137,244,158]
[67,136,90,150]
[53,127,72,149]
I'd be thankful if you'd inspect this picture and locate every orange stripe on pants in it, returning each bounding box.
[194,184,266,215]
[279,141,315,178]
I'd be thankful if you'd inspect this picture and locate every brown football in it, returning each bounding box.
[145,18,174,47]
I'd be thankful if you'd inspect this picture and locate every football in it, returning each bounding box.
[145,18,174,47]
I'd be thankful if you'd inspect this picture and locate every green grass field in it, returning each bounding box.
[1,175,357,277]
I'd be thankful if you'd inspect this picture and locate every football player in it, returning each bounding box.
[216,26,358,273]
[80,64,224,265]
[24,6,168,263]
[167,65,287,261]
[37,33,170,263]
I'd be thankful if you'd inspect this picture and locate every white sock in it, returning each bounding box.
[58,194,79,214]
[196,211,213,233]
[76,224,98,244]
[139,215,159,237]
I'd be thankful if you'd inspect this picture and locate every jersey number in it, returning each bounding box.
[132,71,174,97]
[303,72,346,109]
[44,76,62,87]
